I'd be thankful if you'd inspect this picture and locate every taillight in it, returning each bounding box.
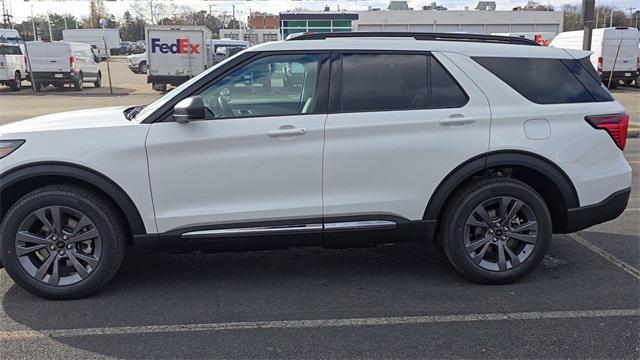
[597,56,603,73]
[70,56,75,73]
[585,113,629,150]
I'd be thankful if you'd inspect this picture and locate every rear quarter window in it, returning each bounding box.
[0,46,21,55]
[473,57,612,104]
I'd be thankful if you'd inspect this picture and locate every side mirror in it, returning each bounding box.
[173,96,206,123]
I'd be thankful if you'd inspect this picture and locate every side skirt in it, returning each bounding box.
[132,219,437,254]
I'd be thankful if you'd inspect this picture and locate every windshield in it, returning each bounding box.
[134,50,250,123]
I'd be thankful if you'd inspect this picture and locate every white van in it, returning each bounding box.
[0,44,26,91]
[211,39,250,64]
[26,41,102,91]
[62,29,121,60]
[550,27,639,86]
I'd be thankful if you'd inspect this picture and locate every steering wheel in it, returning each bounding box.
[216,95,234,118]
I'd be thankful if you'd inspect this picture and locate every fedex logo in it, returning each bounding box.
[151,38,200,54]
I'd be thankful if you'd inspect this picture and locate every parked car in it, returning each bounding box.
[0,33,631,299]
[0,43,26,91]
[550,27,640,88]
[211,39,250,64]
[127,52,147,74]
[25,41,102,91]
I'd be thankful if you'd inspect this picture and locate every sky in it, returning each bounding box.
[5,0,639,22]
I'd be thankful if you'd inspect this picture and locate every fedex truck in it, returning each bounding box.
[146,25,212,91]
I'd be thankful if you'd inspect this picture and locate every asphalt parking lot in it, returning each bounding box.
[0,58,639,359]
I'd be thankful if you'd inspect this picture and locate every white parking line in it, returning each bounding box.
[0,308,638,340]
[567,233,640,280]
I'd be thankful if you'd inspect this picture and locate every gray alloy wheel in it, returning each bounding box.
[464,196,538,272]
[139,62,147,73]
[15,206,102,286]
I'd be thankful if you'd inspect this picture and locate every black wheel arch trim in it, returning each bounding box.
[423,150,580,224]
[0,161,147,235]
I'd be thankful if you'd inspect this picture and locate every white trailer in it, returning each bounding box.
[62,28,121,59]
[146,25,212,91]
[550,27,639,86]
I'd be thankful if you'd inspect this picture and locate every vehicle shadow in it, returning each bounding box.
[0,85,135,96]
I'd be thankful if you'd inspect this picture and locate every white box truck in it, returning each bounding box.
[62,28,121,60]
[146,25,212,91]
[550,27,639,87]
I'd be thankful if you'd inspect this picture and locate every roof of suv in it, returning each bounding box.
[251,32,590,60]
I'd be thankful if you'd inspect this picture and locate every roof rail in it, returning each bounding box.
[287,32,540,46]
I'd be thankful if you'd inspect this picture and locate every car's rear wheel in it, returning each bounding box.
[74,73,83,91]
[0,185,126,299]
[441,177,551,284]
[94,71,102,88]
[9,71,21,91]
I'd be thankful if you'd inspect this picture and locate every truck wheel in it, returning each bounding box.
[34,82,43,92]
[139,62,147,74]
[74,73,83,91]
[9,71,21,91]
[152,83,166,92]
[441,177,551,285]
[94,72,102,88]
[0,185,126,299]
[635,77,640,89]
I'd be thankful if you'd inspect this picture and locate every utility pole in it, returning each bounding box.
[582,0,596,50]
[31,6,37,41]
[609,0,614,27]
[1,0,13,27]
[626,7,636,26]
[47,13,53,41]
[149,0,154,25]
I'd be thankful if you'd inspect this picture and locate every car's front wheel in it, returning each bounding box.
[0,185,126,299]
[441,177,551,284]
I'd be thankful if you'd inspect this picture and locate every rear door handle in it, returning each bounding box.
[268,125,308,137]
[439,114,476,126]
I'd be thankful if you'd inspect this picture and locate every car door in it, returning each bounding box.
[322,51,491,225]
[145,52,329,234]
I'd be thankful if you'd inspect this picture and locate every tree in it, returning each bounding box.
[520,1,554,11]
[562,4,581,31]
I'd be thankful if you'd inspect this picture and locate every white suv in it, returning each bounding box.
[0,33,631,299]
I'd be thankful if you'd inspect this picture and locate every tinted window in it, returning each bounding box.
[0,46,21,55]
[430,58,468,108]
[199,54,322,119]
[562,58,613,102]
[474,57,597,104]
[340,54,428,112]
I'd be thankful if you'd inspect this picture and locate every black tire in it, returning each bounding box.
[34,82,43,92]
[74,73,83,91]
[9,71,21,91]
[94,71,102,88]
[441,177,551,285]
[139,62,147,74]
[635,77,640,89]
[0,185,126,299]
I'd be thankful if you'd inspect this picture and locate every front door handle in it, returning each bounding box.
[268,125,308,137]
[439,114,476,126]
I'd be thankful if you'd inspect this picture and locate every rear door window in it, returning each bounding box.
[473,57,612,104]
[0,46,21,55]
[335,53,467,113]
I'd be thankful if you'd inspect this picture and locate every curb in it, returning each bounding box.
[628,128,639,138]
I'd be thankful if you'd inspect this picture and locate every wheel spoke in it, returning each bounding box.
[467,216,490,229]
[503,200,523,225]
[48,256,61,285]
[66,252,90,278]
[72,251,99,268]
[35,253,57,280]
[512,221,537,233]
[473,206,494,227]
[496,241,508,271]
[34,208,55,232]
[16,244,48,257]
[506,231,537,244]
[69,215,91,237]
[466,235,492,252]
[50,206,64,235]
[16,231,54,246]
[499,197,510,220]
[68,228,98,244]
[470,242,491,264]
[503,245,521,267]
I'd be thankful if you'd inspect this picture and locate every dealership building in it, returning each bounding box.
[279,9,563,38]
